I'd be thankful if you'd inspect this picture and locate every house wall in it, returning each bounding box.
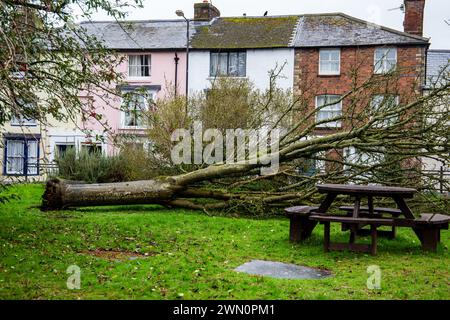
[294,45,427,134]
[80,50,187,155]
[293,45,427,176]
[188,48,295,94]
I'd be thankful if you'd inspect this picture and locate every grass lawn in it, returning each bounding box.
[0,184,449,300]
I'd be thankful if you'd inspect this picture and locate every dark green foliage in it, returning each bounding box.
[55,147,155,183]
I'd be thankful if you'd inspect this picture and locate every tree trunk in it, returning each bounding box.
[41,178,184,211]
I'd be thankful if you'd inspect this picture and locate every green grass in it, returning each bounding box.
[0,184,449,300]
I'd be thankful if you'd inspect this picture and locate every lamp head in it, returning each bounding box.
[175,10,185,18]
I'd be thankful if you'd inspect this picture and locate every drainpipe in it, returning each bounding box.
[174,52,180,97]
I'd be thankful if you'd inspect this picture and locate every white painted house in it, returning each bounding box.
[188,14,299,94]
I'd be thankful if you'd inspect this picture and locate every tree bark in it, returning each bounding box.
[41,178,184,211]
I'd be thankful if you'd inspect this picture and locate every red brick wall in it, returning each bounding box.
[293,45,427,134]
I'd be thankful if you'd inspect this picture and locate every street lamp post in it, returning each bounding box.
[176,10,189,114]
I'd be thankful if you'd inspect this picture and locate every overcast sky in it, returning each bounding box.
[75,0,450,49]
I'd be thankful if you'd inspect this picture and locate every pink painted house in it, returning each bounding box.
[77,19,206,155]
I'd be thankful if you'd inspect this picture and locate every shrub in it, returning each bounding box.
[56,148,129,183]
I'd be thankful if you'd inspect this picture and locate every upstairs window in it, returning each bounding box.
[370,95,400,128]
[319,49,340,75]
[374,48,397,74]
[10,100,37,126]
[11,115,37,126]
[315,95,343,128]
[210,51,246,77]
[121,91,154,128]
[128,55,151,78]
[4,138,39,176]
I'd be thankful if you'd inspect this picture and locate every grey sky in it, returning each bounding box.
[75,0,449,49]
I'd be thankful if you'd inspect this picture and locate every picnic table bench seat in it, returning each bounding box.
[339,206,402,217]
[309,213,449,254]
[284,206,319,242]
[338,206,401,238]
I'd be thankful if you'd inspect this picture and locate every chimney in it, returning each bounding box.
[403,0,425,36]
[194,0,220,21]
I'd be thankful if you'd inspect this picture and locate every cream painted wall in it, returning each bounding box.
[188,48,295,94]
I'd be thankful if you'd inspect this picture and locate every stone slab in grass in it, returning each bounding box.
[235,260,332,279]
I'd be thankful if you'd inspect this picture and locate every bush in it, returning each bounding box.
[56,147,153,183]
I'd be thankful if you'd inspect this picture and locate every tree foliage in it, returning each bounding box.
[0,0,141,126]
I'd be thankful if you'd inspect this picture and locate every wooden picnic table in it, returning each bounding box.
[315,184,417,219]
[307,184,450,254]
[285,184,449,254]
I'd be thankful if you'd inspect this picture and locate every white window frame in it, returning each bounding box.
[374,47,397,74]
[210,51,247,78]
[10,101,37,126]
[315,95,343,128]
[344,146,385,177]
[319,49,341,75]
[128,54,151,79]
[11,116,37,127]
[371,94,400,128]
[80,143,103,155]
[120,90,155,129]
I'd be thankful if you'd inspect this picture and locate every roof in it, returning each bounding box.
[292,13,429,47]
[426,50,450,88]
[79,13,429,51]
[190,16,300,49]
[79,20,208,50]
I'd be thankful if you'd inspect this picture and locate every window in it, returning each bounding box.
[4,138,39,176]
[371,95,400,127]
[344,146,385,178]
[55,144,75,158]
[319,49,340,75]
[374,48,397,74]
[81,144,102,155]
[296,152,326,176]
[121,91,153,128]
[315,95,343,128]
[128,55,151,78]
[11,115,37,126]
[210,51,246,77]
[10,100,37,126]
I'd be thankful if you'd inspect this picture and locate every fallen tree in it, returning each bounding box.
[42,66,450,213]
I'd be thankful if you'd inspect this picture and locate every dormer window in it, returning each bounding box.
[128,55,151,78]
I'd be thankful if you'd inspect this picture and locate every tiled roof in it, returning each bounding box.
[79,13,429,50]
[190,16,300,49]
[426,50,450,88]
[79,20,208,50]
[292,13,429,47]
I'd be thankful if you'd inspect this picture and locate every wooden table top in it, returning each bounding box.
[316,184,417,197]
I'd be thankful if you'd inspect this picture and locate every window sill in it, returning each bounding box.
[318,73,341,77]
[315,126,342,130]
[10,123,38,127]
[4,173,40,177]
[119,127,147,130]
[127,77,152,81]
[207,76,248,80]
